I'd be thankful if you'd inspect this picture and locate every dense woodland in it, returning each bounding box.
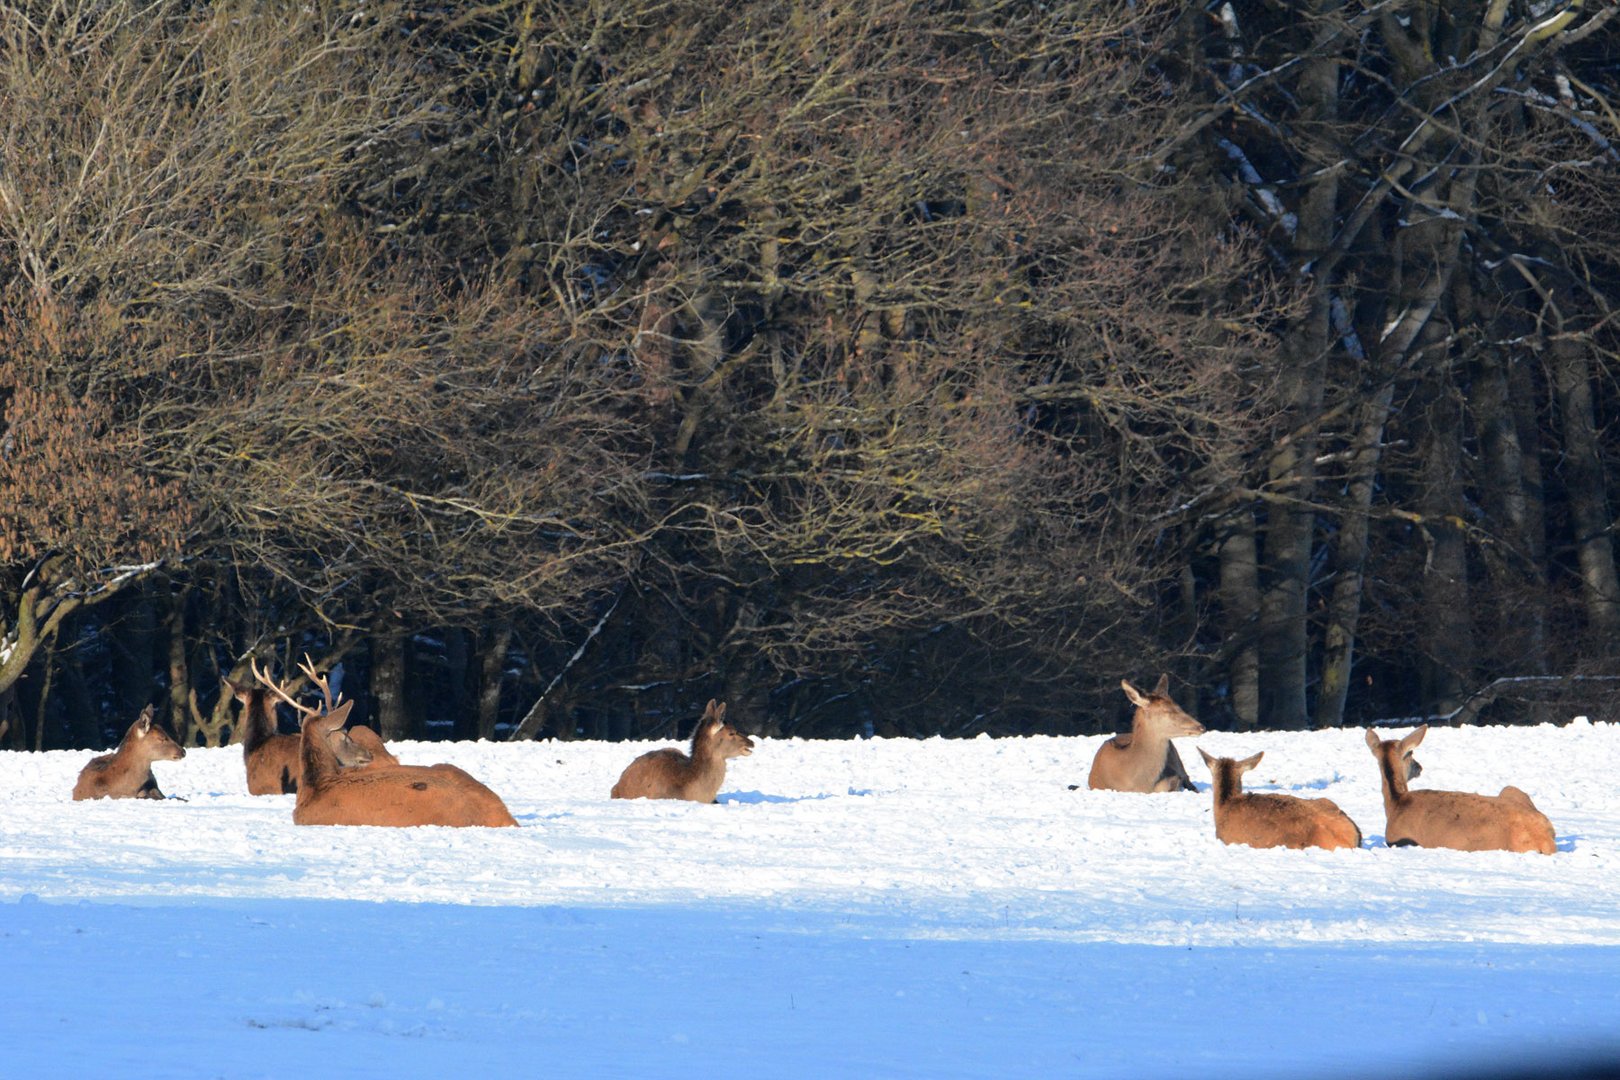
[2,0,1618,749]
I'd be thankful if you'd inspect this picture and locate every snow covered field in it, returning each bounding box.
[3,720,1618,1078]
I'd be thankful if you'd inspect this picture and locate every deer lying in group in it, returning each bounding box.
[71,705,186,801]
[1196,747,1361,851]
[65,664,1561,860]
[224,675,303,795]
[253,658,518,828]
[1086,676,1202,793]
[1365,725,1556,855]
[611,699,754,803]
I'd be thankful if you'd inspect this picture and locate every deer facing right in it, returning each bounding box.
[1365,726,1556,855]
[1086,675,1203,793]
[71,706,186,801]
[1197,747,1361,851]
[611,700,754,803]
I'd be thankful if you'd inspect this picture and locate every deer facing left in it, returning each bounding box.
[71,705,186,801]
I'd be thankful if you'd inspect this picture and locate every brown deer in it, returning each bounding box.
[1365,726,1556,855]
[224,675,302,794]
[255,659,518,828]
[1086,675,1203,792]
[1197,747,1361,851]
[71,706,186,801]
[611,700,754,803]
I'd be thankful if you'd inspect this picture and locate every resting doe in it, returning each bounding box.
[1197,747,1360,851]
[611,700,754,803]
[1365,726,1555,855]
[1087,675,1203,793]
[71,706,185,801]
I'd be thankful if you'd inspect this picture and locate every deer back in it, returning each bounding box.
[71,707,185,801]
[1385,788,1555,854]
[295,762,519,827]
[1087,675,1204,793]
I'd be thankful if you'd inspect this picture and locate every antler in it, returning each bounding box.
[296,654,343,712]
[250,657,319,722]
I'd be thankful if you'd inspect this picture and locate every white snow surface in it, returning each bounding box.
[3,721,1618,1078]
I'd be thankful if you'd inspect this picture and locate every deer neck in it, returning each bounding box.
[1376,749,1409,816]
[299,723,343,792]
[111,730,154,770]
[686,739,729,784]
[1209,767,1239,807]
[1129,709,1171,756]
[241,691,278,751]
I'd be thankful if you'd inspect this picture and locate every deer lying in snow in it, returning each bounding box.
[224,675,302,794]
[1197,747,1361,851]
[254,659,518,828]
[611,700,754,803]
[1365,726,1556,855]
[1087,675,1203,793]
[71,705,186,801]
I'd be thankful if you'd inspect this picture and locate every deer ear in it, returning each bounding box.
[716,702,727,721]
[1153,673,1170,695]
[325,700,356,730]
[1238,751,1263,772]
[1364,728,1382,752]
[1196,745,1215,769]
[1400,725,1428,750]
[1120,680,1148,707]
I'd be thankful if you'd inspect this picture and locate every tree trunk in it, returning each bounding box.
[1258,307,1327,731]
[32,646,55,752]
[60,633,103,749]
[165,589,198,746]
[444,627,474,741]
[0,684,19,750]
[1254,6,1341,731]
[371,633,409,741]
[1416,374,1473,716]
[1550,337,1620,639]
[476,621,514,741]
[1218,510,1261,730]
[1473,347,1548,672]
[110,589,159,724]
[1317,382,1396,729]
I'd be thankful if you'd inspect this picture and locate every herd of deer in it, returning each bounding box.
[1086,675,1557,855]
[69,664,1556,855]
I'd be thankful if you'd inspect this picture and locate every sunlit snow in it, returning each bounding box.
[3,720,1617,1077]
